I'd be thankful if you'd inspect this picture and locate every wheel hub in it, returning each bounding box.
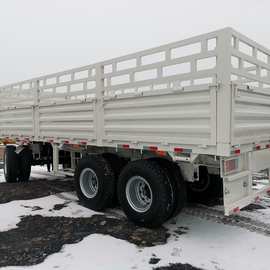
[126,176,153,213]
[79,168,99,199]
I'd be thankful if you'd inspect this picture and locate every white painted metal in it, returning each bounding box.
[39,101,95,141]
[1,28,270,157]
[103,89,215,149]
[232,89,270,146]
[252,149,270,173]
[1,27,270,215]
[0,107,33,137]
[0,28,222,155]
[222,151,270,215]
[52,143,59,175]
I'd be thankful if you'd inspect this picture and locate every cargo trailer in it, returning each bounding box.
[1,27,270,227]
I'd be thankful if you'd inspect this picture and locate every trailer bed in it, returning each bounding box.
[1,28,270,157]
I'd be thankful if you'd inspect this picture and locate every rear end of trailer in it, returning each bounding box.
[0,27,270,227]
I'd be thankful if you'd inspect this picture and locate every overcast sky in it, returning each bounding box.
[0,0,269,86]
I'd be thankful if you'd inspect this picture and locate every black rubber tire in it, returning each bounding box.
[117,160,173,228]
[3,146,19,183]
[75,155,115,211]
[187,166,223,205]
[160,162,187,218]
[188,166,210,193]
[102,153,127,206]
[18,147,32,182]
[102,153,126,179]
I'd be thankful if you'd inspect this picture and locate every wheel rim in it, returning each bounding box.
[79,168,99,199]
[126,176,153,213]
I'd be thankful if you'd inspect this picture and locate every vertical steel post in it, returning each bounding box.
[52,143,59,175]
[216,28,233,156]
[33,80,40,141]
[95,64,105,146]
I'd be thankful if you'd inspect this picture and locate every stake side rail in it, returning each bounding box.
[1,28,270,157]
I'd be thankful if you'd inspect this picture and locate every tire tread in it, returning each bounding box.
[118,159,173,228]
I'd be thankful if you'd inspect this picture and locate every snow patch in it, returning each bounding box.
[1,167,270,270]
[2,213,270,270]
[0,192,97,232]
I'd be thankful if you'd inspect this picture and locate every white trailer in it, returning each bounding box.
[1,27,270,227]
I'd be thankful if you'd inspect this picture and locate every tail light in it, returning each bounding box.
[223,157,239,175]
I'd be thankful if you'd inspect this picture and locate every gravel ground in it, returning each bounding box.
[155,264,203,270]
[0,214,168,267]
[1,171,270,270]
[0,176,204,270]
[0,179,75,204]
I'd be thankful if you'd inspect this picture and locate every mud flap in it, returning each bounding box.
[223,170,252,215]
[222,151,270,215]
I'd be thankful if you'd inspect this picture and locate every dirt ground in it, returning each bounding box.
[0,179,75,204]
[1,171,270,270]
[0,214,168,267]
[155,264,202,270]
[0,178,202,270]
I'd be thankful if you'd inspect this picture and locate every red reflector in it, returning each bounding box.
[266,144,270,149]
[80,141,87,145]
[156,150,166,157]
[233,207,240,213]
[174,147,184,153]
[234,149,241,155]
[256,145,261,150]
[149,146,158,151]
[72,144,81,149]
[224,159,238,173]
[122,144,130,149]
[267,188,270,194]
[63,140,69,144]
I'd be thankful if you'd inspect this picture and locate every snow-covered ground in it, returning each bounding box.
[1,167,270,270]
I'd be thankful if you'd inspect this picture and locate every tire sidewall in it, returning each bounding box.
[18,147,32,182]
[4,146,19,183]
[3,149,8,179]
[75,156,115,211]
[118,161,171,227]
